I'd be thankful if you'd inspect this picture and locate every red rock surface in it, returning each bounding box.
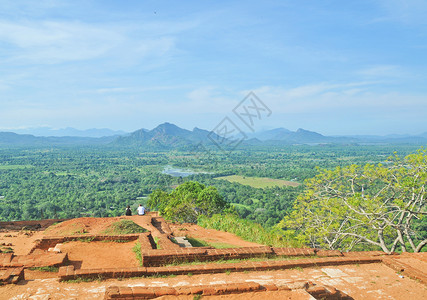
[0,214,426,300]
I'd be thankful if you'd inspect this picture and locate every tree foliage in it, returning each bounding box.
[279,148,427,253]
[148,181,229,223]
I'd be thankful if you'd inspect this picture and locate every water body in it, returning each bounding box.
[162,166,196,177]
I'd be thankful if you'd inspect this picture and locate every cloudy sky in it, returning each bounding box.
[0,0,426,135]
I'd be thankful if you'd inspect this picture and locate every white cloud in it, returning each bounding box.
[251,83,427,115]
[0,18,186,65]
[357,65,404,78]
[250,81,375,101]
[0,21,121,63]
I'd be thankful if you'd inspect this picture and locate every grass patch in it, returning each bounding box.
[165,255,315,267]
[153,237,161,249]
[100,239,131,243]
[132,242,143,266]
[198,214,301,248]
[76,237,95,243]
[214,175,300,188]
[128,274,177,280]
[29,266,59,272]
[209,242,240,249]
[185,236,239,249]
[102,219,148,235]
[147,273,177,278]
[0,247,14,253]
[64,276,97,283]
[186,236,209,247]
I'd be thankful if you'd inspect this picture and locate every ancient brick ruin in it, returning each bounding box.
[1,213,426,299]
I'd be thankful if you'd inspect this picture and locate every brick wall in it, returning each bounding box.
[141,246,278,267]
[59,253,385,282]
[156,234,181,250]
[138,232,156,250]
[103,281,352,299]
[151,217,173,235]
[1,250,68,268]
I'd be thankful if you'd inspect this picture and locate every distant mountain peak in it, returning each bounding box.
[157,122,175,127]
[296,128,324,136]
[152,123,190,135]
[154,122,183,130]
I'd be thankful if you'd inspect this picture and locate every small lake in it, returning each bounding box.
[162,166,197,177]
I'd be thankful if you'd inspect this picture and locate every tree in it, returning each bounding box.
[278,148,427,253]
[147,181,229,223]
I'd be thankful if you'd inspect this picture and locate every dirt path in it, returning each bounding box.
[0,230,44,255]
[126,215,158,234]
[60,240,140,269]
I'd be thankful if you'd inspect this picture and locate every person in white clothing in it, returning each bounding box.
[137,204,145,216]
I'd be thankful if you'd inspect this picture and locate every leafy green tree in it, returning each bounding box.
[148,181,228,223]
[278,149,427,253]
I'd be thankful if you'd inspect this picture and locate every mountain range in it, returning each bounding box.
[0,123,426,148]
[3,127,127,138]
[0,132,117,146]
[114,123,223,149]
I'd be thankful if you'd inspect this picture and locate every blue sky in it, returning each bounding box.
[0,0,426,135]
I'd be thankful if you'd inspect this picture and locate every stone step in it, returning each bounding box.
[173,236,193,248]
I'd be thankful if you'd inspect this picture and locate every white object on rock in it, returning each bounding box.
[53,243,63,253]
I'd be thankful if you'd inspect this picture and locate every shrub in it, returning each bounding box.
[198,213,301,248]
[102,219,148,235]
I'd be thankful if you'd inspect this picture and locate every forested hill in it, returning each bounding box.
[113,122,221,148]
[1,123,427,148]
